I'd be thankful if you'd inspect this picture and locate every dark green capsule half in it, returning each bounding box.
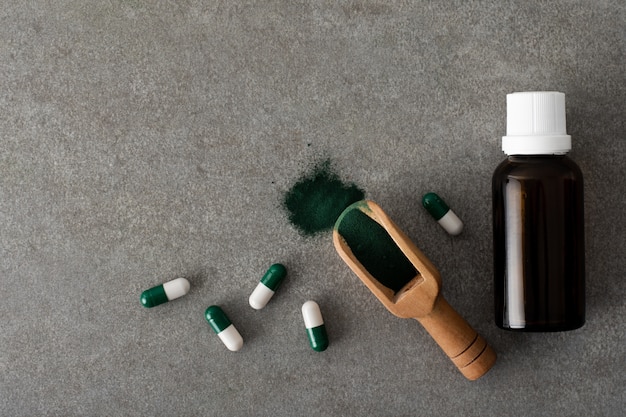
[422,192,450,220]
[306,325,329,352]
[260,263,287,291]
[205,305,232,334]
[140,285,168,308]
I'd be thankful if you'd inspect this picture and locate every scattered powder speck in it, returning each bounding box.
[283,160,365,236]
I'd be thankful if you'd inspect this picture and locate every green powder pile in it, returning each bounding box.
[283,160,365,236]
[336,205,417,293]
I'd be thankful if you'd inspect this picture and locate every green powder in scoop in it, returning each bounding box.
[336,206,417,293]
[284,160,365,236]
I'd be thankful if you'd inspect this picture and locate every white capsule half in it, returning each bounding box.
[218,324,244,352]
[302,301,324,328]
[438,210,464,236]
[249,283,275,310]
[162,277,191,301]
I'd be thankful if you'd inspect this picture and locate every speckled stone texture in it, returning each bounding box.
[1,1,624,416]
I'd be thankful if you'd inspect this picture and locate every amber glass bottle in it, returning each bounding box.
[493,92,585,331]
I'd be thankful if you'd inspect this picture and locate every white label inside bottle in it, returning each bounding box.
[505,179,526,328]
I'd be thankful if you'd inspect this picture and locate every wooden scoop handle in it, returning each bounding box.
[416,296,496,380]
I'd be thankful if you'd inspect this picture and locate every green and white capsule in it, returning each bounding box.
[205,305,243,352]
[249,263,287,310]
[422,192,464,236]
[302,300,329,352]
[140,277,190,308]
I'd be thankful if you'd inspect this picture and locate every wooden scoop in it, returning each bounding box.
[333,200,496,380]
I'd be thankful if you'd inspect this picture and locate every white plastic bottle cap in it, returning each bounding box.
[502,91,571,155]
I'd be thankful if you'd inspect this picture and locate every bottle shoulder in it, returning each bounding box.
[493,155,583,180]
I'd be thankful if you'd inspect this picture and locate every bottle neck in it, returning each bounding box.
[506,154,569,162]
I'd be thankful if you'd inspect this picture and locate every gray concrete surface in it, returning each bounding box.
[1,1,625,416]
